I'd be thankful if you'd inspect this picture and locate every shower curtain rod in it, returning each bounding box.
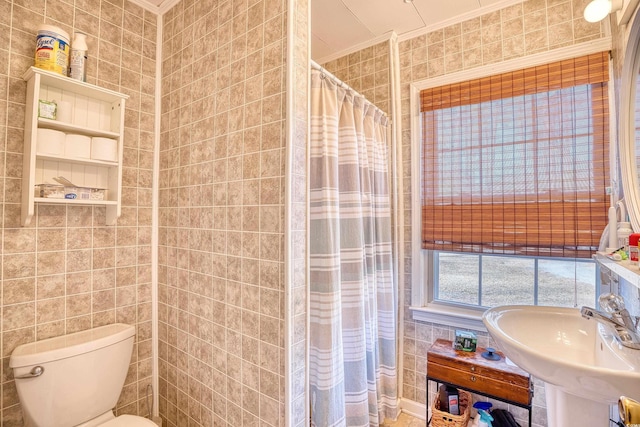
[310,60,388,119]
[310,60,360,94]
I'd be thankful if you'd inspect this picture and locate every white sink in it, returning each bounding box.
[483,305,640,427]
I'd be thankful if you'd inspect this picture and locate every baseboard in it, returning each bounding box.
[399,397,427,421]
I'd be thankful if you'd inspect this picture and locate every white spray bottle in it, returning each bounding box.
[70,32,88,82]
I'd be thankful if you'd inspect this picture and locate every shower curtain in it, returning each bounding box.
[309,68,398,427]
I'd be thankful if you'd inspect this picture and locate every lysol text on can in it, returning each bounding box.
[35,25,70,76]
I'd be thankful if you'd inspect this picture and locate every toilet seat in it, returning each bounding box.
[99,415,158,427]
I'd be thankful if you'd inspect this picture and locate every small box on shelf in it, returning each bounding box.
[36,184,106,200]
[454,330,477,352]
[38,100,56,119]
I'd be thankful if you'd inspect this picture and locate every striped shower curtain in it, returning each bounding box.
[309,68,398,427]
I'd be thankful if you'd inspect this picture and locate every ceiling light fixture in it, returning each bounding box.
[583,0,623,22]
[403,0,413,3]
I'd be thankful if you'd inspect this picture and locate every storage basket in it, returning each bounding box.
[430,388,471,427]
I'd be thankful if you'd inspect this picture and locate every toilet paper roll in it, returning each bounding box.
[56,100,72,123]
[36,128,65,156]
[91,137,117,162]
[65,134,91,158]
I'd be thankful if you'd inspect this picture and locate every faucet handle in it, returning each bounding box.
[599,293,627,313]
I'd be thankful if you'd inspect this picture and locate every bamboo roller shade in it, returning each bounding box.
[420,52,610,258]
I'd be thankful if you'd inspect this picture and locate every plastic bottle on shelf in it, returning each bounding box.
[69,32,88,82]
[630,233,640,265]
[618,222,634,257]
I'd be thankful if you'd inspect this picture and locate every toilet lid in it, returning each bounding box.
[100,415,158,427]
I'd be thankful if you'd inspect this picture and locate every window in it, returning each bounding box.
[432,252,597,309]
[411,49,610,322]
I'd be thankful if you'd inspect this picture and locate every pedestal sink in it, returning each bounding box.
[483,305,640,427]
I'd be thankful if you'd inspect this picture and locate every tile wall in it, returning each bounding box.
[322,41,392,116]
[319,0,606,426]
[0,0,157,425]
[157,0,293,425]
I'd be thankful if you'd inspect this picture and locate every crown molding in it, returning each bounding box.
[125,0,181,15]
[314,32,394,65]
[126,0,160,13]
[397,0,525,43]
[158,0,182,15]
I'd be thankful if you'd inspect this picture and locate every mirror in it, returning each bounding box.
[619,7,640,232]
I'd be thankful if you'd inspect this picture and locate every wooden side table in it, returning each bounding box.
[426,338,533,426]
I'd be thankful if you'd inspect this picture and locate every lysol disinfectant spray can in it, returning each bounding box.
[69,32,88,82]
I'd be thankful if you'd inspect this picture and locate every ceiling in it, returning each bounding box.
[132,0,524,62]
[311,0,521,62]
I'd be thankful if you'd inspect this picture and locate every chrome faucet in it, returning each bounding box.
[581,293,640,350]
[598,293,638,330]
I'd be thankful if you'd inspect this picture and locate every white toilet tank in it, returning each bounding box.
[9,323,135,427]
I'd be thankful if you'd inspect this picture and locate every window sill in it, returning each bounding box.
[410,303,487,332]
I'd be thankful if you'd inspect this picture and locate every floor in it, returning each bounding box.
[382,413,425,427]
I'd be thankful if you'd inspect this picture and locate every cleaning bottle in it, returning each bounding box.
[471,402,493,427]
[476,409,494,427]
[69,32,88,81]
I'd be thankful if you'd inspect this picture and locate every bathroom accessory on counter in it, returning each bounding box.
[471,402,494,427]
[609,205,619,252]
[619,222,634,256]
[38,99,56,119]
[70,32,88,82]
[630,233,640,264]
[454,329,477,352]
[481,348,501,361]
[37,184,106,200]
[438,384,460,415]
[471,406,494,427]
[34,25,70,76]
[605,200,628,252]
[36,176,106,201]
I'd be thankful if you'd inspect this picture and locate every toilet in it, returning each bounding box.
[9,323,158,427]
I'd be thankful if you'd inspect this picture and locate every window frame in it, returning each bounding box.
[409,40,613,330]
